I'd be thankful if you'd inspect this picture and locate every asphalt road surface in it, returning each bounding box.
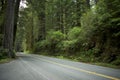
[0,53,120,80]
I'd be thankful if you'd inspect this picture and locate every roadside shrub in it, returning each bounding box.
[57,39,81,56]
[0,47,8,59]
[34,31,65,55]
[47,30,65,43]
[111,56,120,66]
[111,59,120,66]
[34,40,50,52]
[62,40,77,53]
[47,31,65,54]
[67,27,81,40]
[56,27,84,56]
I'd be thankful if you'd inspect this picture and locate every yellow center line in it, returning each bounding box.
[39,58,120,80]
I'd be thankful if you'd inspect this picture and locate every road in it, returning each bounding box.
[0,53,120,80]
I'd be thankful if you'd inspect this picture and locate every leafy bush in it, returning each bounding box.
[111,58,120,66]
[57,39,82,56]
[56,27,82,55]
[111,55,120,66]
[67,27,81,40]
[0,48,8,59]
[34,31,65,54]
[47,30,65,43]
[62,40,77,53]
[81,11,97,41]
[34,40,50,52]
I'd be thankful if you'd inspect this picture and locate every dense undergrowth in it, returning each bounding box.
[33,27,120,67]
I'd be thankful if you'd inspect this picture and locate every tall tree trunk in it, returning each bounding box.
[3,0,15,58]
[76,0,81,27]
[0,0,6,34]
[13,0,21,46]
[60,0,64,33]
[60,8,64,33]
[38,1,46,40]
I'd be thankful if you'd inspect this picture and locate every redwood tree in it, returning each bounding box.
[3,0,15,58]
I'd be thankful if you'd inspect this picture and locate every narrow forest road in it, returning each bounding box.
[0,53,120,80]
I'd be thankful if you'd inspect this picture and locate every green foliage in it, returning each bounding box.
[57,40,75,53]
[111,57,120,66]
[81,10,97,40]
[47,31,65,43]
[34,31,65,55]
[68,27,81,40]
[79,0,120,64]
[0,48,9,59]
[34,40,50,52]
[56,27,83,55]
[0,58,11,63]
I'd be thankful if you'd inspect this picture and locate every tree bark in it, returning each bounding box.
[13,0,21,46]
[0,0,6,34]
[76,0,81,27]
[38,1,46,40]
[3,0,15,58]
